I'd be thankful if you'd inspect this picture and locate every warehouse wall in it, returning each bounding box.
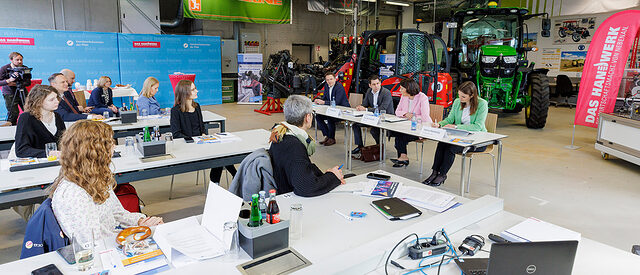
[0,0,119,32]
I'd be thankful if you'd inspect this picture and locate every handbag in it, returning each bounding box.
[354,144,380,162]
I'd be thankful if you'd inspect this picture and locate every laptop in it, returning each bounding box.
[455,241,578,275]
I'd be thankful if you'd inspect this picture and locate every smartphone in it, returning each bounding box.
[32,264,63,275]
[112,151,121,158]
[56,245,75,264]
[366,173,391,181]
[185,136,194,143]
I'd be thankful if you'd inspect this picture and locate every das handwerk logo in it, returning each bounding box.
[133,41,160,48]
[189,0,201,11]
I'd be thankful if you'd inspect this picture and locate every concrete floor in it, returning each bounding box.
[1,102,639,264]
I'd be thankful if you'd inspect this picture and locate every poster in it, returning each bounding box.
[184,0,291,24]
[541,48,561,72]
[118,33,223,107]
[560,51,587,72]
[553,17,596,44]
[379,54,395,80]
[524,33,537,48]
[237,54,263,104]
[0,28,119,119]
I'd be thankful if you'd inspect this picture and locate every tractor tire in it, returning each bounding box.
[572,32,581,42]
[525,73,550,129]
[558,29,567,38]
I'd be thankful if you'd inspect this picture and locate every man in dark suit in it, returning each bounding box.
[314,72,350,146]
[49,73,102,121]
[351,75,394,154]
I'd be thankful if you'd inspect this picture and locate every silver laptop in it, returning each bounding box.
[455,241,578,275]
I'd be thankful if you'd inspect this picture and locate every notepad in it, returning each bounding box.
[371,197,422,220]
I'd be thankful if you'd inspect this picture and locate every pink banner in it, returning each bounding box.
[575,10,640,128]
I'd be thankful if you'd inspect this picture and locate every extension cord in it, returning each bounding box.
[408,241,447,260]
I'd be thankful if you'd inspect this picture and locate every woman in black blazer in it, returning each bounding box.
[15,85,66,158]
[170,80,236,183]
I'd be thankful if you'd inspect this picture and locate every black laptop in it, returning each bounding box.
[455,241,578,275]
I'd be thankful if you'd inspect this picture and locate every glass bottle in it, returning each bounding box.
[143,126,151,142]
[248,194,263,227]
[266,189,280,224]
[258,191,267,220]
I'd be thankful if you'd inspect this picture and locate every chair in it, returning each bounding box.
[414,104,444,176]
[457,113,499,195]
[553,75,577,107]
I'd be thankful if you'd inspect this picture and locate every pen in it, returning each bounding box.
[338,164,344,170]
[334,210,353,221]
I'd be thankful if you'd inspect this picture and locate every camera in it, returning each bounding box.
[7,66,32,85]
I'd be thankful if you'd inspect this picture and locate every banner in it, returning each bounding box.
[118,33,222,108]
[237,54,263,104]
[0,28,120,119]
[184,0,291,24]
[575,10,640,128]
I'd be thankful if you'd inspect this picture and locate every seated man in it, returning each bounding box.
[270,95,345,197]
[351,75,394,154]
[49,73,101,121]
[314,72,350,146]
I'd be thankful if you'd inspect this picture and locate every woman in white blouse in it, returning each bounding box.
[49,120,163,240]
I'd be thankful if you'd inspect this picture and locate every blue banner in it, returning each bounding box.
[117,33,222,108]
[0,28,120,119]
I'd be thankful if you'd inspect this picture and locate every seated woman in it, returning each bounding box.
[87,76,118,117]
[49,120,163,240]
[170,80,236,183]
[424,81,488,186]
[390,79,433,168]
[269,95,345,197]
[15,85,65,158]
[137,77,161,116]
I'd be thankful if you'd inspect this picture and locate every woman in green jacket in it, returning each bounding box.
[424,81,488,186]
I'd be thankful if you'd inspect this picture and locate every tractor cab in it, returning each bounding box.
[353,29,453,110]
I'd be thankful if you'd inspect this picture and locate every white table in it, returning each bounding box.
[313,105,507,197]
[0,111,226,150]
[83,87,139,101]
[0,129,270,210]
[4,171,638,274]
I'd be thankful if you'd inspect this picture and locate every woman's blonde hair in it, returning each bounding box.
[174,80,198,112]
[140,77,159,98]
[24,85,59,121]
[97,76,112,88]
[47,120,116,204]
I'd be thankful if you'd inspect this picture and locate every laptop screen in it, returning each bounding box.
[488,241,578,275]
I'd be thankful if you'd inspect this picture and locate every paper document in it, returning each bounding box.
[164,223,224,260]
[330,182,365,193]
[384,116,406,123]
[395,186,455,208]
[201,182,243,249]
[501,217,581,243]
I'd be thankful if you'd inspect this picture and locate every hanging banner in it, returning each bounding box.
[575,10,640,128]
[184,0,291,24]
[237,53,263,104]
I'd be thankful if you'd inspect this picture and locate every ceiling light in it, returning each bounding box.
[362,0,377,2]
[385,1,410,7]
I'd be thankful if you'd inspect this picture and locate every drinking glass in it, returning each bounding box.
[45,143,57,161]
[379,110,386,123]
[164,133,173,152]
[141,108,149,117]
[223,221,240,261]
[103,111,110,119]
[289,203,303,240]
[124,137,135,156]
[72,229,95,271]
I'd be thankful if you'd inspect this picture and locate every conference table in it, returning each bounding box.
[0,129,270,210]
[2,171,638,274]
[0,111,226,150]
[313,105,507,197]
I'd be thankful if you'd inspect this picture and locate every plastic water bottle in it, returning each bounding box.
[330,99,336,108]
[374,107,379,117]
[411,113,418,131]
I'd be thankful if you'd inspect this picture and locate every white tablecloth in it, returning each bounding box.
[83,87,139,101]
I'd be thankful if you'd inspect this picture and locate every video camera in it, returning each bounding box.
[7,66,32,85]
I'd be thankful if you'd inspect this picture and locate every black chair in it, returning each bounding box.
[554,75,578,107]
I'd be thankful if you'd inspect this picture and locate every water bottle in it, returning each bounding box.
[374,107,379,117]
[330,99,336,108]
[411,113,418,131]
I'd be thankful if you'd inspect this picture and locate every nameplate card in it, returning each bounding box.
[420,127,447,140]
[326,107,342,117]
[361,114,380,125]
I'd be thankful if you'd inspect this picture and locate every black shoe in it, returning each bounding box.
[351,146,362,154]
[428,174,447,186]
[390,158,399,164]
[422,171,439,185]
[392,160,409,168]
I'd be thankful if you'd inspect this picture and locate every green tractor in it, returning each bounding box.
[446,4,552,128]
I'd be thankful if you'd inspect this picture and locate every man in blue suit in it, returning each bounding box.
[313,72,350,146]
[50,72,102,121]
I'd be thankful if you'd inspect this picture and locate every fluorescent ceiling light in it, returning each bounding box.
[385,1,410,6]
[362,0,377,2]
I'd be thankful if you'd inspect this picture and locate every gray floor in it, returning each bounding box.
[1,103,639,264]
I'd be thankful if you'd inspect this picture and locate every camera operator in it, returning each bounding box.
[0,52,32,125]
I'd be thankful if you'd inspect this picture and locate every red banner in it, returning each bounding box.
[575,10,640,128]
[0,37,34,46]
[132,41,160,48]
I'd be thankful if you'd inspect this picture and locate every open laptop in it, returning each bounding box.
[455,241,578,275]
